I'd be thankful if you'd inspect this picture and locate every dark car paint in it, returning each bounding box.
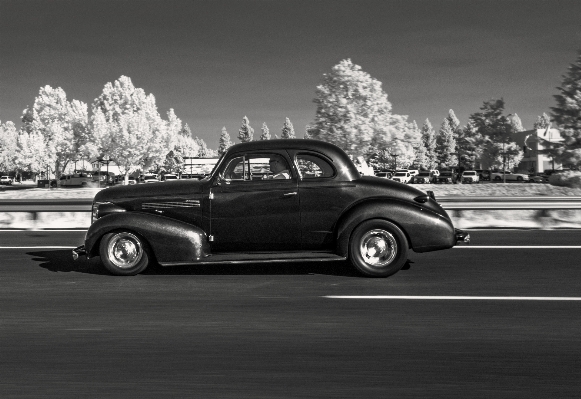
[85,139,459,265]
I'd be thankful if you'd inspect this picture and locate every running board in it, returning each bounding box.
[159,251,346,267]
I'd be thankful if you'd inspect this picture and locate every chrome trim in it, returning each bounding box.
[142,201,199,209]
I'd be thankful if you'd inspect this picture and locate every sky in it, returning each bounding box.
[1,0,580,150]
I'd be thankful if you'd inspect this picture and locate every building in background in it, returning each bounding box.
[513,128,563,173]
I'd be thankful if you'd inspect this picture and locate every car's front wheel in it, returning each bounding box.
[349,219,409,277]
[99,231,150,276]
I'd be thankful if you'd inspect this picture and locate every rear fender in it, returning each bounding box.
[85,212,209,263]
[335,199,456,257]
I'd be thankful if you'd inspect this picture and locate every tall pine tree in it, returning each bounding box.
[550,51,581,168]
[238,116,254,142]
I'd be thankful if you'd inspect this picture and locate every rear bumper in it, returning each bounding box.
[72,245,87,260]
[455,229,470,245]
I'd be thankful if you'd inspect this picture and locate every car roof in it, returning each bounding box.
[223,139,360,181]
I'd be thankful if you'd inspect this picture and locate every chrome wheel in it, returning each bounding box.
[349,219,409,278]
[106,232,143,269]
[359,229,397,267]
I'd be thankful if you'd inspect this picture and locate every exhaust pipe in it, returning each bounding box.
[455,229,470,245]
[72,245,87,261]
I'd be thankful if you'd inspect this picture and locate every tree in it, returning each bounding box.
[304,125,314,139]
[311,59,404,156]
[0,121,18,174]
[20,85,89,179]
[281,117,295,139]
[421,119,438,169]
[218,126,233,155]
[436,119,457,168]
[533,112,551,129]
[260,122,270,140]
[238,116,254,142]
[550,51,581,168]
[468,98,524,171]
[88,76,173,182]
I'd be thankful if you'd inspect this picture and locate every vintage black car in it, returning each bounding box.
[73,139,469,277]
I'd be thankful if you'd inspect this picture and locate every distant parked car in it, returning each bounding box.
[391,171,412,184]
[461,170,480,184]
[0,176,12,185]
[436,171,457,184]
[141,174,159,183]
[162,174,179,181]
[414,171,435,184]
[529,173,548,183]
[490,171,530,182]
[374,171,393,179]
[475,169,491,181]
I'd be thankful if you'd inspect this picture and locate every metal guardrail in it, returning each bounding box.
[437,196,581,210]
[2,197,581,212]
[0,199,92,212]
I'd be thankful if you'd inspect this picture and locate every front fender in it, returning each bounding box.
[335,199,456,257]
[85,212,210,263]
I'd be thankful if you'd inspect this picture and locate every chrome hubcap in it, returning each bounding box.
[107,232,143,269]
[359,229,397,267]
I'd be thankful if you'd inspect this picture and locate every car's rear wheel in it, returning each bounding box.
[99,231,150,276]
[349,219,409,277]
[517,176,523,181]
[494,176,501,181]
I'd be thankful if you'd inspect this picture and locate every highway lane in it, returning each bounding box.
[1,230,581,398]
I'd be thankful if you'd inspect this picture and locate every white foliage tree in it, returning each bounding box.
[21,85,89,179]
[281,117,295,139]
[88,76,173,183]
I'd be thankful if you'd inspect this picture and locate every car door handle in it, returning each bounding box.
[283,192,297,197]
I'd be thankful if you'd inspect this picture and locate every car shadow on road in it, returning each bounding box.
[143,260,363,277]
[28,250,380,277]
[28,250,110,275]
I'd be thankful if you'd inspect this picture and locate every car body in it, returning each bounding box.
[461,170,479,184]
[414,171,436,184]
[391,171,412,184]
[72,139,469,278]
[0,176,12,185]
[490,171,530,182]
[435,171,457,184]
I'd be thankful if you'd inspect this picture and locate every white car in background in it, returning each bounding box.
[141,174,159,183]
[461,170,480,184]
[490,171,530,182]
[162,174,179,181]
[0,176,13,185]
[391,171,412,184]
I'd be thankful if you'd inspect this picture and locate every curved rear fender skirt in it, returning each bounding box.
[335,200,456,257]
[85,212,209,263]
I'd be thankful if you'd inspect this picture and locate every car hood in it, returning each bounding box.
[94,179,209,203]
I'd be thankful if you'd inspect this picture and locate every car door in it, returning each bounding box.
[210,152,300,252]
[292,151,357,250]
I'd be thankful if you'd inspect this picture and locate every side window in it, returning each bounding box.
[295,153,335,179]
[222,153,292,182]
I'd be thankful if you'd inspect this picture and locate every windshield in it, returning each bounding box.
[463,172,476,176]
[394,172,406,177]
[418,172,430,176]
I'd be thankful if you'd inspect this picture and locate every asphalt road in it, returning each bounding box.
[1,230,581,398]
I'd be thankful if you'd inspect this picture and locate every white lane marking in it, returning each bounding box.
[0,246,75,249]
[325,296,581,301]
[455,246,581,249]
